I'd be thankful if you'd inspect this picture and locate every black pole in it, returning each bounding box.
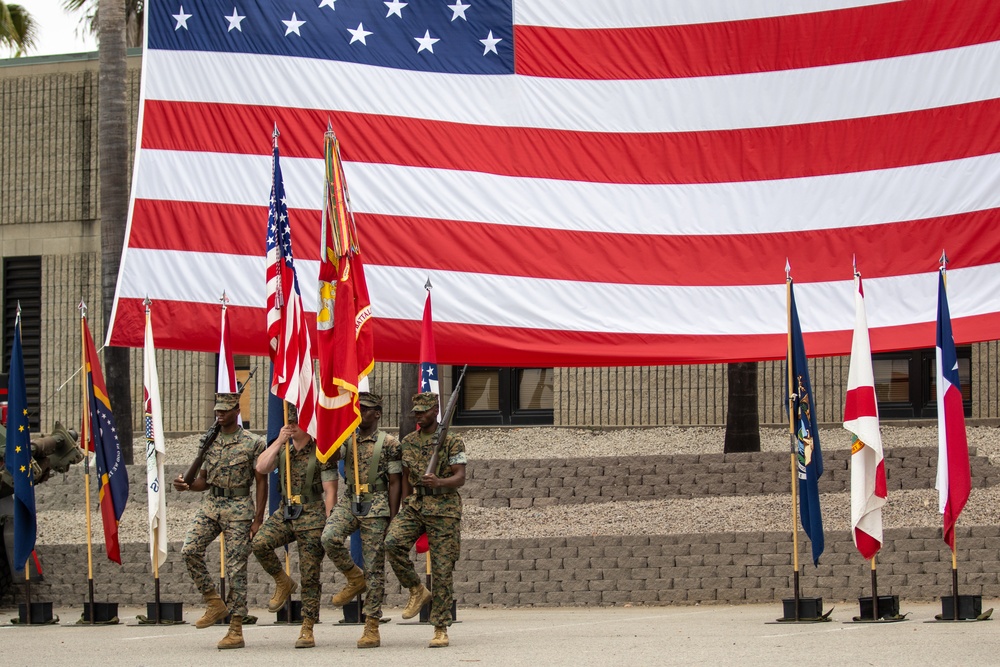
[88,577,96,625]
[154,578,161,624]
[792,570,800,621]
[870,564,879,620]
[25,569,32,626]
[952,565,960,619]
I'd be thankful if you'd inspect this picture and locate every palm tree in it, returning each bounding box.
[0,2,38,56]
[96,0,133,463]
[63,0,144,48]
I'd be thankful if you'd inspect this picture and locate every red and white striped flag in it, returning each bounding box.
[109,1,1000,364]
[266,133,317,436]
[843,269,887,560]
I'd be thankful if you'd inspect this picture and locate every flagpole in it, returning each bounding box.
[283,400,292,620]
[869,557,879,620]
[786,269,800,621]
[25,564,31,626]
[144,298,162,625]
[219,535,227,611]
[941,255,961,618]
[79,301,96,624]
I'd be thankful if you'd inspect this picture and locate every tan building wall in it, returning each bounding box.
[3,53,999,437]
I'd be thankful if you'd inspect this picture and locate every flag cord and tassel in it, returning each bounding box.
[786,276,800,621]
[80,305,96,624]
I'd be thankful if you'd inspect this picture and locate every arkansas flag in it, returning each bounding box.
[316,128,375,461]
[935,269,971,550]
[843,270,887,560]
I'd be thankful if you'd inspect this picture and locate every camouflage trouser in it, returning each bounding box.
[321,504,390,619]
[251,510,325,621]
[181,502,252,617]
[384,505,460,627]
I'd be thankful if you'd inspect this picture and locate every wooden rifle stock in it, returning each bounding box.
[181,367,257,486]
[424,365,468,476]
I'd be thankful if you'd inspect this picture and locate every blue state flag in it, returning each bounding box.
[788,281,825,566]
[266,362,283,515]
[8,312,36,572]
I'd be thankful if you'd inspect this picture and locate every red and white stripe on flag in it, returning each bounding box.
[843,271,887,560]
[109,0,1000,364]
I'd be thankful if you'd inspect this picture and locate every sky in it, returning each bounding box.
[20,1,98,57]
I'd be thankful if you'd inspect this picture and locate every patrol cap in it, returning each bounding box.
[411,392,439,413]
[359,392,383,409]
[214,393,240,411]
[286,403,299,423]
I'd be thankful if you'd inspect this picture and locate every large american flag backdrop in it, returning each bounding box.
[109,0,1000,366]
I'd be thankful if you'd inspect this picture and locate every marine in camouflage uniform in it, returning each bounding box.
[321,392,402,648]
[174,392,267,650]
[251,405,337,649]
[385,391,467,649]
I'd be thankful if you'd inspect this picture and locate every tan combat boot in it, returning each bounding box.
[357,616,380,648]
[331,565,367,606]
[217,615,244,649]
[195,591,229,629]
[401,584,432,619]
[429,625,449,648]
[267,570,298,613]
[294,618,315,649]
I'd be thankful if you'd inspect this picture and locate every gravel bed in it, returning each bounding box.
[34,424,1000,546]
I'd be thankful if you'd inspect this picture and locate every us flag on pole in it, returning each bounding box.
[109,1,1000,365]
[935,267,971,551]
[266,134,317,437]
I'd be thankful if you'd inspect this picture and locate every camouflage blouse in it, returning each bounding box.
[400,429,467,519]
[338,429,402,518]
[204,427,265,490]
[266,438,336,531]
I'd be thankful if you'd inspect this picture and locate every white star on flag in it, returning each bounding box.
[225,8,245,32]
[348,23,373,45]
[415,30,439,53]
[448,1,470,21]
[480,30,501,55]
[172,6,192,30]
[319,0,337,9]
[283,12,305,36]
[385,0,407,18]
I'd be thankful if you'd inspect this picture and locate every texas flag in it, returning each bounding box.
[843,270,887,560]
[935,269,971,551]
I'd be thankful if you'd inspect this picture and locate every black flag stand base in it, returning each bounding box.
[931,595,992,622]
[136,602,186,625]
[775,596,831,623]
[849,595,907,623]
[78,601,120,625]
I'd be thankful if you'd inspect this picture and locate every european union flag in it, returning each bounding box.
[8,310,36,572]
[788,280,825,566]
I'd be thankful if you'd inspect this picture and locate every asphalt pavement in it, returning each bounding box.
[1,601,995,666]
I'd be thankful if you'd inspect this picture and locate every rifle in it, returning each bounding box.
[181,367,257,486]
[424,365,468,476]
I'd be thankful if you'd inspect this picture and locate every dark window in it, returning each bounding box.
[872,347,971,419]
[3,257,42,431]
[453,367,554,426]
